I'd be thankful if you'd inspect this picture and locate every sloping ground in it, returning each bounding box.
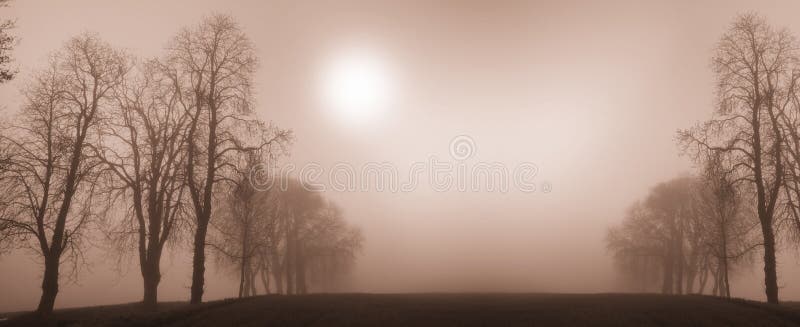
[4,293,800,327]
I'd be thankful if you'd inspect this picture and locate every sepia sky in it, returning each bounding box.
[4,0,800,311]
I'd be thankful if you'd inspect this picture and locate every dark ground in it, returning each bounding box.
[3,293,800,327]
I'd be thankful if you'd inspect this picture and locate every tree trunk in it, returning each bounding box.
[249,266,257,296]
[285,221,295,295]
[697,266,708,295]
[272,253,284,294]
[721,227,730,299]
[661,252,673,294]
[260,264,270,294]
[674,229,684,295]
[239,220,249,298]
[684,251,697,294]
[190,220,209,304]
[297,243,307,294]
[141,234,163,310]
[285,251,295,295]
[640,257,648,292]
[723,261,731,298]
[143,271,159,310]
[238,257,247,298]
[141,245,161,310]
[242,264,251,297]
[711,265,719,296]
[762,221,779,303]
[36,255,60,315]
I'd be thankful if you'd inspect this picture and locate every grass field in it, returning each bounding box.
[3,293,800,326]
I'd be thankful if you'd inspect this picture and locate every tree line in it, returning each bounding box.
[209,170,363,297]
[606,172,756,297]
[0,13,362,315]
[608,13,800,304]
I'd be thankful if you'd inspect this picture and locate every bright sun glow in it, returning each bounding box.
[319,47,395,125]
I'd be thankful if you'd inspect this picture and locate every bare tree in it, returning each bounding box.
[279,180,324,294]
[91,59,189,310]
[260,190,287,294]
[209,154,270,298]
[695,153,758,298]
[0,34,129,314]
[678,13,798,303]
[607,202,666,292]
[303,202,364,292]
[164,13,291,303]
[644,177,696,294]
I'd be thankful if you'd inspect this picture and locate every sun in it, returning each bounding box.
[318,47,395,125]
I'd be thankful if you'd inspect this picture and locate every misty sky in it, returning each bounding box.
[4,0,800,312]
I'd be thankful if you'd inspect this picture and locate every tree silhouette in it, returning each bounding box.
[164,13,291,304]
[0,34,130,314]
[92,60,191,310]
[678,13,798,303]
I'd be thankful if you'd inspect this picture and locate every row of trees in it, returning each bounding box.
[0,13,362,314]
[607,168,756,298]
[211,174,363,297]
[611,13,800,304]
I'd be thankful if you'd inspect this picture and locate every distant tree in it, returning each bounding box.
[678,13,798,303]
[258,188,288,294]
[607,175,750,296]
[0,34,129,314]
[276,179,325,294]
[644,177,695,294]
[0,0,16,83]
[694,153,757,297]
[269,181,363,294]
[210,153,271,298]
[606,202,666,292]
[303,202,363,292]
[163,13,291,304]
[212,178,365,296]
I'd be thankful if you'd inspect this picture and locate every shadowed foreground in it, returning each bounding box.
[3,294,800,327]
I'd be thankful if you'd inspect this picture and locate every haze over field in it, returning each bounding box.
[5,0,800,314]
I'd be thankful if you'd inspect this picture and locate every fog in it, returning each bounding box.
[4,0,800,312]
